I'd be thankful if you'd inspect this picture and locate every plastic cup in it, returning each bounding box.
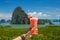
[30,18,38,35]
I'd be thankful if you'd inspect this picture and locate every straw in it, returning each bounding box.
[28,10,30,15]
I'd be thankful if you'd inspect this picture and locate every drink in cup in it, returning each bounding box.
[27,10,38,35]
[30,18,38,35]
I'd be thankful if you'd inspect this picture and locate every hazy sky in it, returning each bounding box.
[0,0,60,20]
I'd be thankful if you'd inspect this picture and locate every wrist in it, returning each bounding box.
[21,34,26,40]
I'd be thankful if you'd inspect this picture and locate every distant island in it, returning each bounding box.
[53,19,60,22]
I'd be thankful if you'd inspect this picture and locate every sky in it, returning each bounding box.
[0,0,60,20]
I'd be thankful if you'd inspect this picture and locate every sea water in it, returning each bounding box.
[0,22,60,28]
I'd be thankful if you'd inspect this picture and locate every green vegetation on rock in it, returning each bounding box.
[11,6,29,24]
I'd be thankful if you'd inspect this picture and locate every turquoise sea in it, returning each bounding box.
[0,21,60,28]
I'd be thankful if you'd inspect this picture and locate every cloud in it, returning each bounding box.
[43,14,50,17]
[0,13,12,20]
[28,12,51,19]
[29,12,37,15]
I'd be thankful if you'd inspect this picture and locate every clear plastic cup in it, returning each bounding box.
[30,18,38,35]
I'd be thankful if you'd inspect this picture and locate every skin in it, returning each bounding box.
[13,36,22,40]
